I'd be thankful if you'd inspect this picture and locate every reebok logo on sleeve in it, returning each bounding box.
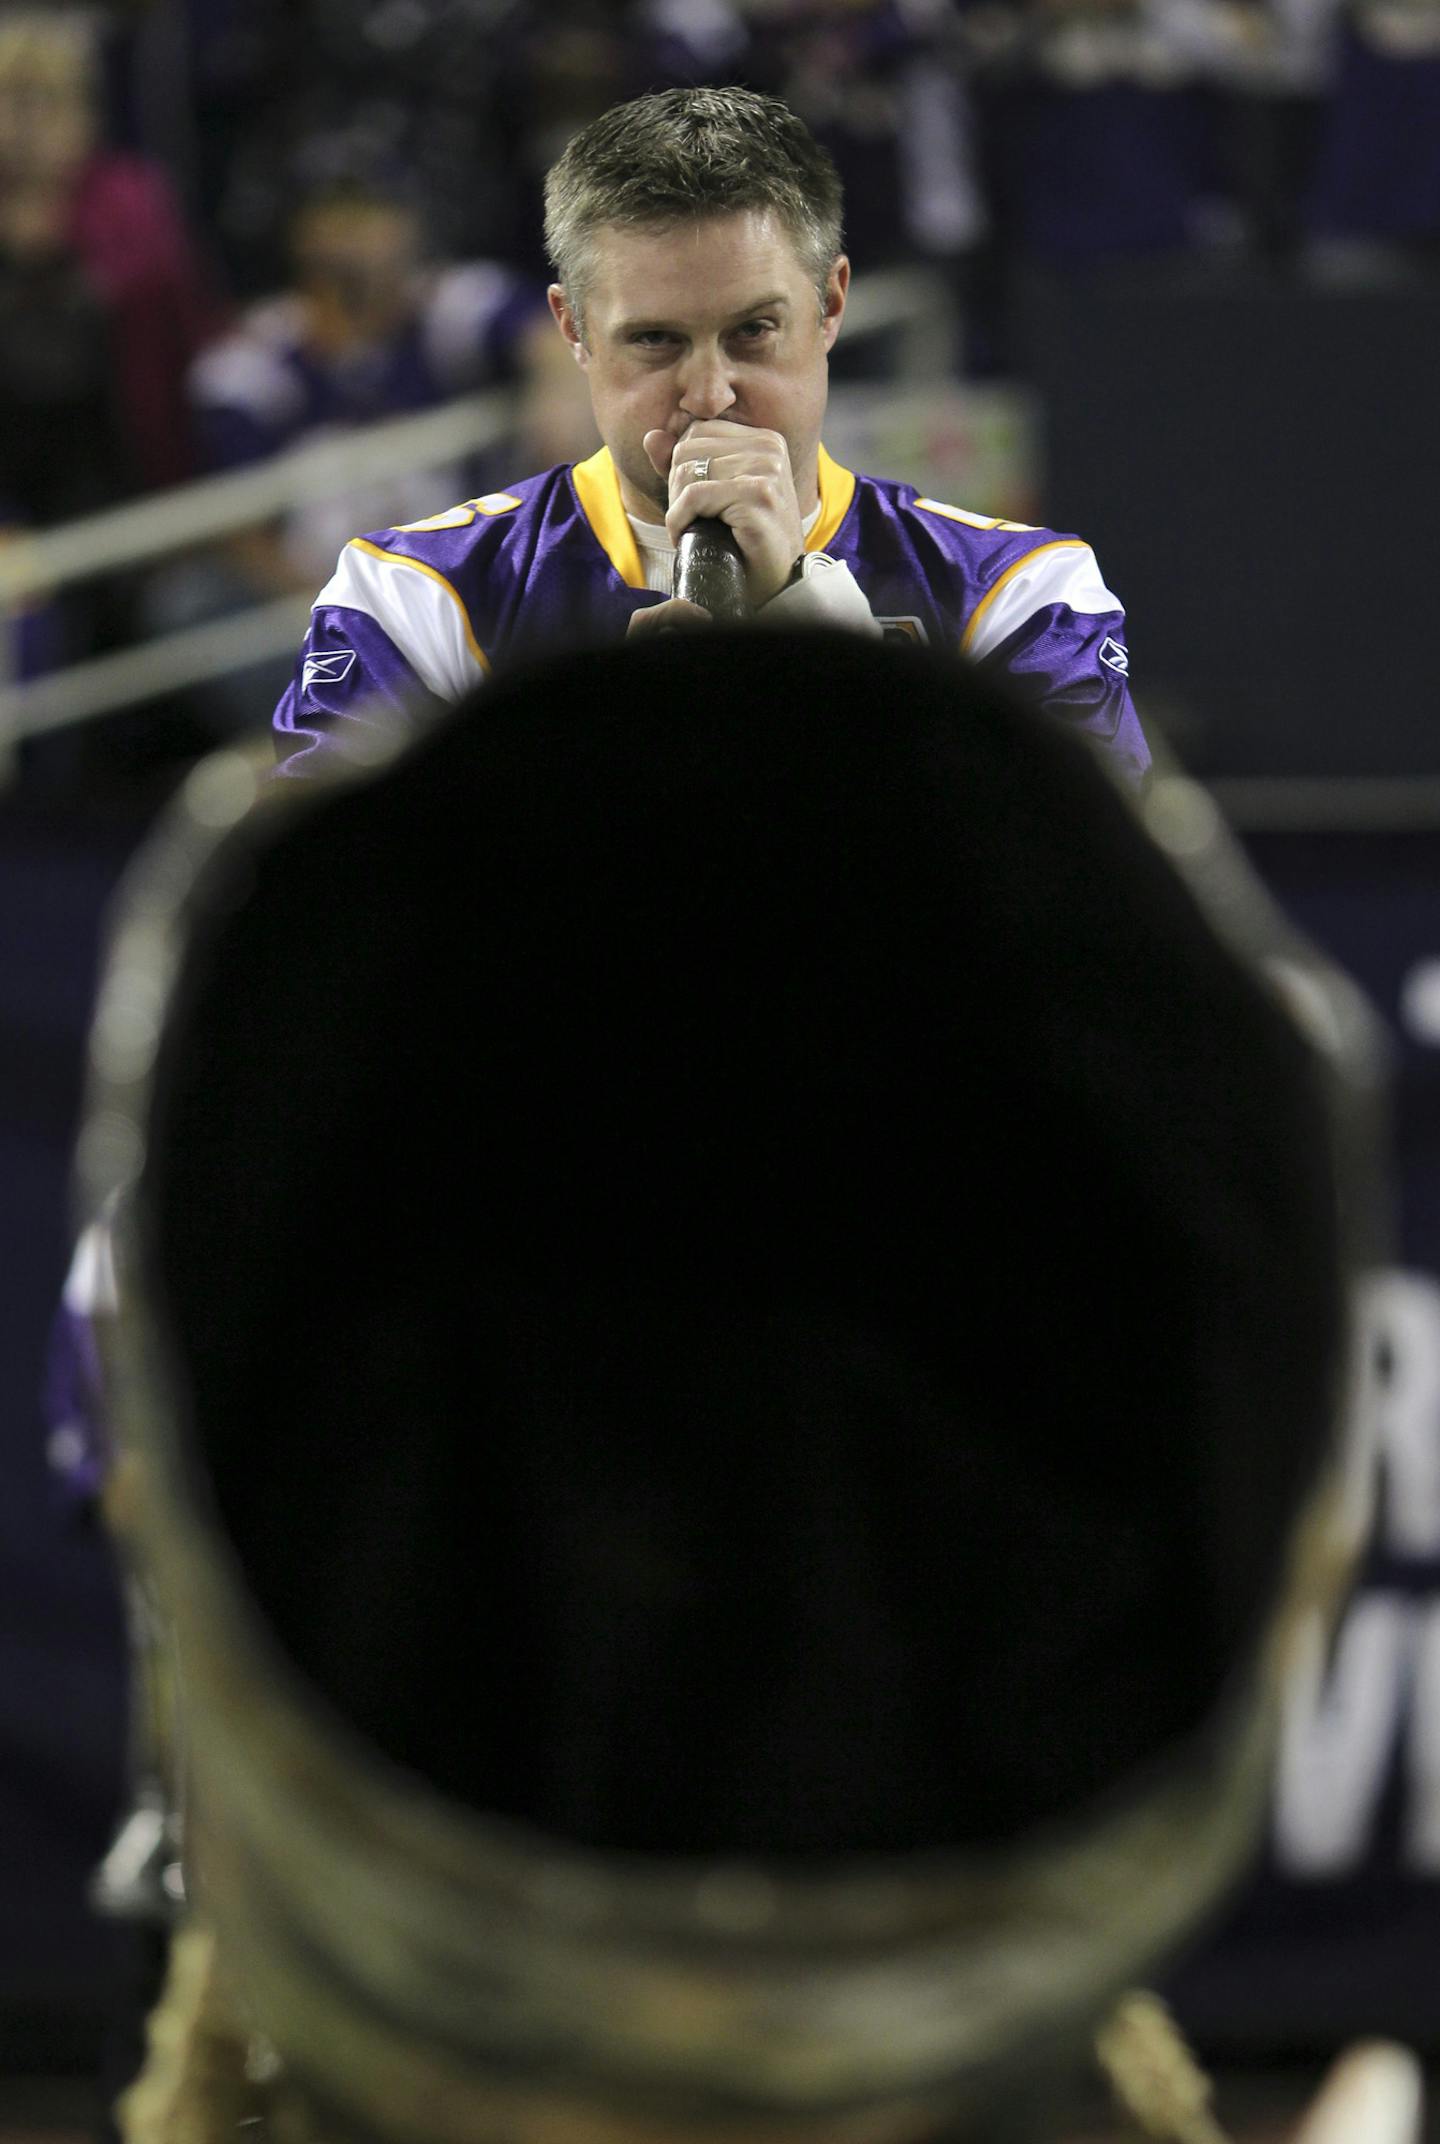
[302,650,358,691]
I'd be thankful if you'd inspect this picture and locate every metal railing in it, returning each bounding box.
[0,389,515,742]
[0,389,516,612]
[0,267,953,750]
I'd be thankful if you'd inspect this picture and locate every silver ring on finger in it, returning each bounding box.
[690,457,710,482]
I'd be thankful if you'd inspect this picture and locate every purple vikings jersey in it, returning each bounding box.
[274,444,1148,780]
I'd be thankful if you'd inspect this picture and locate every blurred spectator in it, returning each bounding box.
[0,7,221,707]
[150,164,582,735]
[0,9,219,504]
[188,169,544,594]
[1305,0,1440,274]
[0,29,121,535]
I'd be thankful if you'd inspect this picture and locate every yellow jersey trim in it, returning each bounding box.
[960,539,1089,657]
[809,445,857,554]
[571,447,647,590]
[346,538,491,674]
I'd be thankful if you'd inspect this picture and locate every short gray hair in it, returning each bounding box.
[544,87,844,336]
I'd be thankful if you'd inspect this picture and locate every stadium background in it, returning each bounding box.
[1,0,1438,2130]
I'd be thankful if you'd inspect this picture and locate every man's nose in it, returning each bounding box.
[677,345,737,422]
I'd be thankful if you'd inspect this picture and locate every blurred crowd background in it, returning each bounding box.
[3,0,1440,2124]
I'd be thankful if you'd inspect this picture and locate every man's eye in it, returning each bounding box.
[734,320,775,342]
[631,331,675,348]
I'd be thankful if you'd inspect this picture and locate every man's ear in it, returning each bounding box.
[821,256,850,354]
[548,284,588,368]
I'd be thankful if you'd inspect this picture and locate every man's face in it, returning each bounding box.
[549,211,849,520]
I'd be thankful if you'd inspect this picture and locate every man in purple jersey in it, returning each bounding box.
[274,86,1148,783]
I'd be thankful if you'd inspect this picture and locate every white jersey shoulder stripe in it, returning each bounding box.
[961,539,1121,662]
[316,540,489,702]
[915,497,1038,533]
[63,1219,117,1316]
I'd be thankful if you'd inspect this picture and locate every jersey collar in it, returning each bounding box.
[571,447,646,589]
[808,444,857,554]
[571,444,857,589]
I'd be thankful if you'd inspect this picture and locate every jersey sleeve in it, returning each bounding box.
[963,538,1150,783]
[273,535,489,775]
[44,1221,117,1506]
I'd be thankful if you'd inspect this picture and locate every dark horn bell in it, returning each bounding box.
[80,631,1386,2144]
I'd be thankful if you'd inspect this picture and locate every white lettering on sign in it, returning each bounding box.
[1404,1601,1440,1867]
[1271,1269,1440,1876]
[1353,1269,1440,1558]
[1274,1597,1414,1876]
